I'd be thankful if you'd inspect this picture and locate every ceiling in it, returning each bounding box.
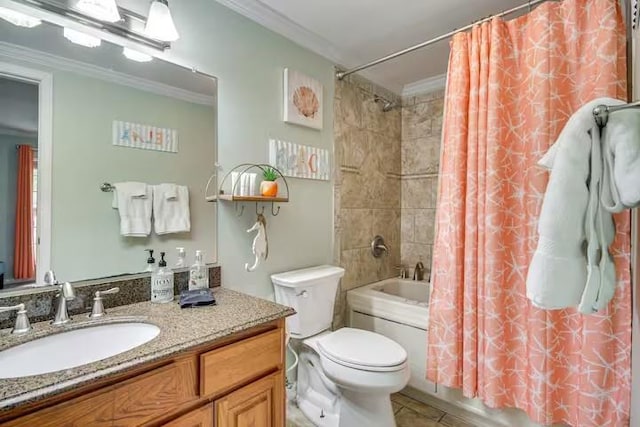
[216,0,530,94]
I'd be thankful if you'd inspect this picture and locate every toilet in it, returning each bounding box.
[272,265,410,427]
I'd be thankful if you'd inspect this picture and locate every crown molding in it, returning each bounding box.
[0,42,216,106]
[213,0,402,94]
[402,74,447,97]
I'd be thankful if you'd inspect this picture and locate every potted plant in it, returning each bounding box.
[260,167,279,197]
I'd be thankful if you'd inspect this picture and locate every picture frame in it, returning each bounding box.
[283,68,323,130]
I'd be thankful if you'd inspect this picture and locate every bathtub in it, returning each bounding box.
[347,278,540,427]
[347,279,431,394]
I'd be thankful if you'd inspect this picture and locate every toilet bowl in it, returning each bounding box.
[272,266,410,427]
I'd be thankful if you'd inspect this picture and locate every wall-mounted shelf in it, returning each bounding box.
[211,163,290,217]
[214,195,289,203]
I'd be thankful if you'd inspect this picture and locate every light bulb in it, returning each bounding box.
[144,0,179,42]
[75,0,121,23]
[123,47,153,62]
[63,28,101,48]
[0,7,41,28]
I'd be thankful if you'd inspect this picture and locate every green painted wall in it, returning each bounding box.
[162,0,336,298]
[50,71,216,282]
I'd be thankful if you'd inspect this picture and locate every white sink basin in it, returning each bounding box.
[0,322,160,379]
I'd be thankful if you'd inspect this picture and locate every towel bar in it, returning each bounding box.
[100,183,115,192]
[593,100,640,127]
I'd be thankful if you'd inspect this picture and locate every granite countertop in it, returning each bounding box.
[0,288,295,412]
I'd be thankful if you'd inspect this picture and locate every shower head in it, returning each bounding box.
[374,95,397,112]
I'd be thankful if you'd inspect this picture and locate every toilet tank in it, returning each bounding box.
[271,265,345,339]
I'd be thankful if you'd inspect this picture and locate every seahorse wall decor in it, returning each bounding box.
[245,213,268,272]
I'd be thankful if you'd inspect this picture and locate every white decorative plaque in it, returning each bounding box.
[269,139,330,181]
[113,121,178,153]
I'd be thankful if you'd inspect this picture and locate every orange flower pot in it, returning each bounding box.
[260,181,278,197]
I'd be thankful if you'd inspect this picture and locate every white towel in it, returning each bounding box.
[526,98,620,311]
[152,184,190,235]
[112,182,152,237]
[601,108,640,212]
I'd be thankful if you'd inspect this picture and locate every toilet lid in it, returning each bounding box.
[317,328,407,370]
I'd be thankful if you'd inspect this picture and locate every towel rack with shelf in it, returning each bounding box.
[210,164,289,217]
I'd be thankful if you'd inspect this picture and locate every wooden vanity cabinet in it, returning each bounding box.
[0,319,286,427]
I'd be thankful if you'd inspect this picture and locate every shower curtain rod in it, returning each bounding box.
[336,0,556,80]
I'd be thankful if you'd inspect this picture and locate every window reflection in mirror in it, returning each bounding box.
[0,77,39,290]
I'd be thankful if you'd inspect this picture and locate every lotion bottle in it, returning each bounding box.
[151,252,174,303]
[189,250,209,290]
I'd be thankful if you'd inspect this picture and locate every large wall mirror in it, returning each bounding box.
[0,13,217,294]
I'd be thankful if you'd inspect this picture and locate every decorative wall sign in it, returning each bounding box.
[283,68,323,130]
[113,121,178,153]
[269,139,330,181]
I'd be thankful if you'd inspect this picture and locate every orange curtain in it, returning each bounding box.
[13,145,35,280]
[427,0,630,426]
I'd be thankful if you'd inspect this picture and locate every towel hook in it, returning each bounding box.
[271,202,280,217]
[235,203,245,217]
[256,203,265,216]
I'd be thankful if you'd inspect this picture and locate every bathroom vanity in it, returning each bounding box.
[0,288,294,427]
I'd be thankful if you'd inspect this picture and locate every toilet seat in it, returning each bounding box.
[317,328,407,372]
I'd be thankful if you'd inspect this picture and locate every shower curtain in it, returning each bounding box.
[13,145,35,280]
[427,0,631,426]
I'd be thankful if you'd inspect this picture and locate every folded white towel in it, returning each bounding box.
[601,108,640,212]
[152,184,190,235]
[112,182,152,237]
[526,98,620,311]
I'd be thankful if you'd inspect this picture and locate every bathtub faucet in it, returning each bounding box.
[395,265,409,279]
[413,262,425,281]
[371,235,389,258]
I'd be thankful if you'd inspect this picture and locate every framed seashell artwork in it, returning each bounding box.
[283,68,323,130]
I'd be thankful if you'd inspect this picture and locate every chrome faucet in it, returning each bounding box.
[371,235,389,258]
[89,287,120,318]
[45,271,76,326]
[0,303,31,334]
[395,265,409,279]
[413,262,425,281]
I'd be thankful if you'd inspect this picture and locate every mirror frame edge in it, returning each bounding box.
[0,59,52,287]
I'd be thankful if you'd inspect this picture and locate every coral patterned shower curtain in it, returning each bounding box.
[13,145,35,280]
[427,0,631,426]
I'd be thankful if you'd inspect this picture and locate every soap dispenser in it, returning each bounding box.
[145,249,156,272]
[189,250,209,290]
[151,252,174,303]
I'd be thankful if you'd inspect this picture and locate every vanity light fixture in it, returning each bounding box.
[0,6,41,28]
[75,0,121,23]
[63,27,102,48]
[144,0,179,42]
[123,47,153,62]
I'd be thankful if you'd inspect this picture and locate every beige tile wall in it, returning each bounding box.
[333,72,402,328]
[400,91,445,279]
[332,74,445,327]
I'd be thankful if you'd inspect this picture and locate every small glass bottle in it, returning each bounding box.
[175,247,186,268]
[189,250,209,290]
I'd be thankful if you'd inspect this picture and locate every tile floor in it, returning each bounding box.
[287,393,475,427]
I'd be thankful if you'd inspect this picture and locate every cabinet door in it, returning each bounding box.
[215,371,284,427]
[163,404,213,427]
